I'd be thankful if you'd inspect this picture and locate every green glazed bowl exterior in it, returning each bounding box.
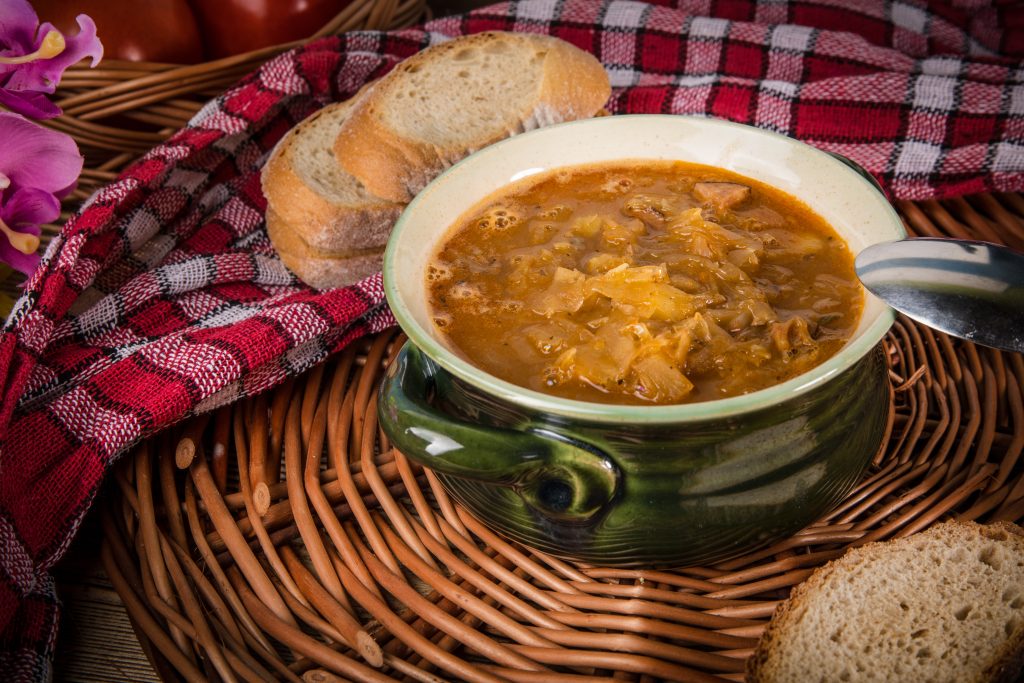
[378,115,905,566]
[380,341,889,566]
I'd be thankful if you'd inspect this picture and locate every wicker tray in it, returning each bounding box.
[100,195,1024,681]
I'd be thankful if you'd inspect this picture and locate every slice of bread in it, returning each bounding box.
[748,520,1024,683]
[261,97,403,258]
[333,31,611,203]
[266,207,383,290]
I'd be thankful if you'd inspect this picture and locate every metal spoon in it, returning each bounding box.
[855,238,1024,354]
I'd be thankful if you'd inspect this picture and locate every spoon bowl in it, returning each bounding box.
[855,238,1024,353]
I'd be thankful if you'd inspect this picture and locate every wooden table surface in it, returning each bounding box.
[54,510,157,682]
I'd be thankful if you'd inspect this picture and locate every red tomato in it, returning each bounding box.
[188,0,353,60]
[35,0,205,64]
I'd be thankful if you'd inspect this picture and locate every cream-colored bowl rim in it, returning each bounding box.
[384,115,905,424]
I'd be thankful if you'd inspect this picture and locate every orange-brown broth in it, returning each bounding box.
[427,161,863,405]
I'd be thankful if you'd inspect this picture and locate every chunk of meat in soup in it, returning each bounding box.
[694,182,751,211]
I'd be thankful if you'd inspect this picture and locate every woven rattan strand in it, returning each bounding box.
[101,194,1024,681]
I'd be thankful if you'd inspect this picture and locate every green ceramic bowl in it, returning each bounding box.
[378,115,905,567]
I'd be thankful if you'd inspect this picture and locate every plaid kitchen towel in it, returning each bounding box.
[1,0,1022,678]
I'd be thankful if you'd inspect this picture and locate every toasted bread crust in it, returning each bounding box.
[334,32,611,203]
[982,523,1024,683]
[275,247,383,290]
[261,99,402,254]
[266,207,384,290]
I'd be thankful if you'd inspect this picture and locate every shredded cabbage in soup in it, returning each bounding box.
[427,161,863,405]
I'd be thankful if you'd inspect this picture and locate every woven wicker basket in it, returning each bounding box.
[99,193,1024,682]
[0,0,426,308]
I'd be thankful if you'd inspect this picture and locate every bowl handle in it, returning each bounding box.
[378,343,620,522]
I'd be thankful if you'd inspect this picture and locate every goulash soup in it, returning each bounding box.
[427,161,862,405]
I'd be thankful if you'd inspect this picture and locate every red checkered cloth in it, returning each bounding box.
[1,0,1022,678]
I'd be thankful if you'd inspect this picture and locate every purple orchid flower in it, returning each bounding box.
[0,112,82,275]
[0,185,59,276]
[0,0,103,119]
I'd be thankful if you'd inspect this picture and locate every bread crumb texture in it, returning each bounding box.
[287,104,381,205]
[749,521,1024,683]
[384,35,551,148]
[334,31,610,202]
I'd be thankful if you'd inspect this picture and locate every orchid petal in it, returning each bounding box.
[0,86,61,119]
[0,113,82,196]
[59,16,103,68]
[0,186,51,277]
[3,15,103,101]
[3,186,60,227]
[0,0,40,54]
[0,237,40,276]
